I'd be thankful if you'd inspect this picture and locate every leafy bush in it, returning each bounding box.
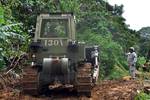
[0,5,30,70]
[136,56,146,70]
[106,65,129,80]
[135,92,150,100]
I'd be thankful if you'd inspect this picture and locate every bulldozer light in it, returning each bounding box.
[32,54,36,58]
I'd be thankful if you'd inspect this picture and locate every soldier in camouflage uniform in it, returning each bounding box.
[127,47,137,79]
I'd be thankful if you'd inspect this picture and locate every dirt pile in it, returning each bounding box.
[92,80,141,100]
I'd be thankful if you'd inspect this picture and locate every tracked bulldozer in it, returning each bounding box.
[21,13,99,97]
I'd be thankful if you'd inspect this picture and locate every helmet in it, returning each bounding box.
[129,47,135,51]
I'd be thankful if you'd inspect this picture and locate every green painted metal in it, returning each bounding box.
[32,13,85,65]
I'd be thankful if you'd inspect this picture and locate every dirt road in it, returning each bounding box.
[0,79,141,100]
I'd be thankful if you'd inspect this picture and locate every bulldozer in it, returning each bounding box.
[21,13,99,97]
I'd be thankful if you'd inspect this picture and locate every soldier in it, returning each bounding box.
[127,47,137,79]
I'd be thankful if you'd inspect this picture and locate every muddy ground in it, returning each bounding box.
[0,79,141,100]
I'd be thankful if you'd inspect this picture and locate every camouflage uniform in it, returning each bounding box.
[127,51,137,79]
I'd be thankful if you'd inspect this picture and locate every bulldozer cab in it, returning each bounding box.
[34,13,75,42]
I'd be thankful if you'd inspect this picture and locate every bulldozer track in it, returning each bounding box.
[76,63,92,97]
[21,63,93,97]
[21,66,39,96]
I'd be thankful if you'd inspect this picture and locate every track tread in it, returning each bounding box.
[21,66,38,96]
[76,63,92,97]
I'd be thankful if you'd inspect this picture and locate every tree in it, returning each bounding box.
[0,5,30,69]
[0,0,141,79]
[138,27,150,56]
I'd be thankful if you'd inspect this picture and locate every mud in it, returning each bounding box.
[0,79,141,100]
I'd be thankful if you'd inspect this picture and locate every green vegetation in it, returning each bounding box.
[0,2,30,69]
[135,92,150,100]
[138,27,150,56]
[0,0,149,79]
[106,65,128,80]
[0,48,5,69]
